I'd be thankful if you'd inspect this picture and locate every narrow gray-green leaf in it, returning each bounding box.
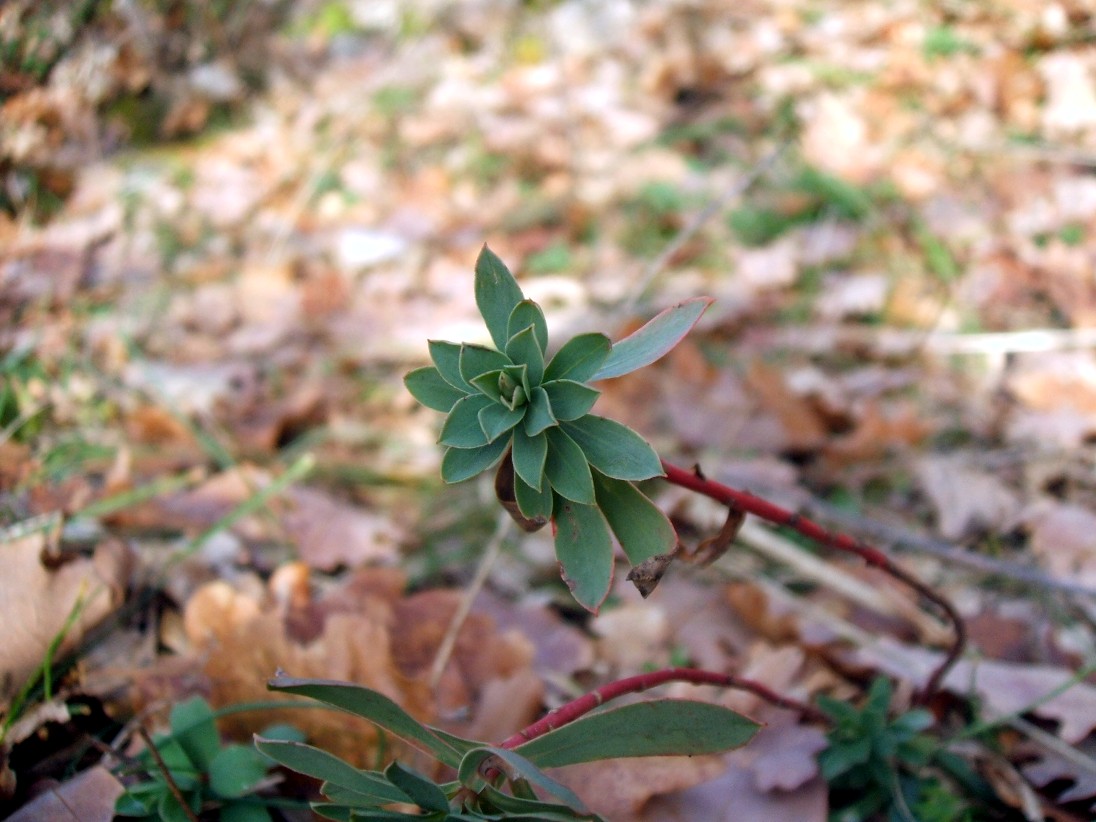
[544,428,595,504]
[476,245,525,349]
[384,762,449,813]
[254,737,409,804]
[562,415,663,480]
[541,380,599,421]
[266,676,462,767]
[506,324,545,385]
[479,402,525,443]
[404,366,467,412]
[515,471,553,521]
[512,428,547,490]
[438,394,492,448]
[592,472,676,565]
[524,386,557,436]
[459,343,511,386]
[592,297,713,380]
[441,437,509,483]
[553,499,613,612]
[458,746,589,814]
[507,300,549,354]
[515,700,760,767]
[543,333,611,383]
[429,340,471,391]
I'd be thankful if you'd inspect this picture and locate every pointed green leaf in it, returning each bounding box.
[476,245,525,349]
[524,386,557,436]
[469,369,505,402]
[254,737,410,804]
[592,297,713,380]
[515,700,760,767]
[458,746,589,814]
[384,762,449,813]
[503,362,530,397]
[543,333,611,383]
[266,675,463,767]
[553,499,613,611]
[544,428,595,503]
[479,402,525,442]
[441,437,509,483]
[429,340,471,391]
[404,366,467,412]
[515,472,553,520]
[507,300,549,354]
[477,785,599,821]
[562,415,663,480]
[541,380,599,421]
[459,343,511,385]
[506,325,545,385]
[512,429,547,490]
[170,696,220,772]
[439,394,493,447]
[210,744,271,798]
[592,472,676,565]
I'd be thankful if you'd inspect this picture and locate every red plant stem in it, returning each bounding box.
[659,459,965,700]
[500,667,826,750]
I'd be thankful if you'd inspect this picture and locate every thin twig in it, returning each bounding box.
[659,459,966,701]
[429,512,511,690]
[805,498,1096,600]
[137,725,201,822]
[500,666,826,750]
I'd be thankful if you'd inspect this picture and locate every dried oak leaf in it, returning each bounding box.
[914,454,1021,540]
[0,533,131,696]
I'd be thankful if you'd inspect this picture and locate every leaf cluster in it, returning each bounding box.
[258,674,759,821]
[404,245,711,610]
[818,678,976,822]
[115,696,302,822]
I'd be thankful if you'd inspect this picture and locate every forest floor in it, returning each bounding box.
[4,1,1096,820]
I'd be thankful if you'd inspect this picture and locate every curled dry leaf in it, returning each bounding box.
[914,454,1021,541]
[0,532,131,693]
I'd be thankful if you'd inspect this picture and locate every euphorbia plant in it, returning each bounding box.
[405,245,710,610]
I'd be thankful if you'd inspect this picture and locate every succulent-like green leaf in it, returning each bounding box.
[439,394,493,448]
[429,340,472,391]
[592,472,676,565]
[543,333,611,383]
[553,498,613,611]
[459,746,589,813]
[515,700,760,767]
[384,762,449,814]
[266,676,464,767]
[441,437,509,483]
[253,737,413,805]
[459,343,511,386]
[562,415,663,480]
[479,402,525,443]
[541,379,599,421]
[592,297,713,380]
[503,362,530,397]
[514,471,553,520]
[524,386,558,436]
[506,324,545,385]
[512,428,547,490]
[507,300,549,354]
[544,428,595,504]
[475,245,525,350]
[210,745,271,799]
[170,696,220,773]
[469,369,505,403]
[405,366,467,412]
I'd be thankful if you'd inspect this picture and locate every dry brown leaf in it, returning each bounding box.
[555,755,727,821]
[283,486,403,571]
[745,361,828,453]
[0,532,131,696]
[914,454,1021,540]
[5,765,123,822]
[1026,502,1096,588]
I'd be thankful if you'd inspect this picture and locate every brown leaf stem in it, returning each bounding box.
[499,666,826,750]
[659,459,966,700]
